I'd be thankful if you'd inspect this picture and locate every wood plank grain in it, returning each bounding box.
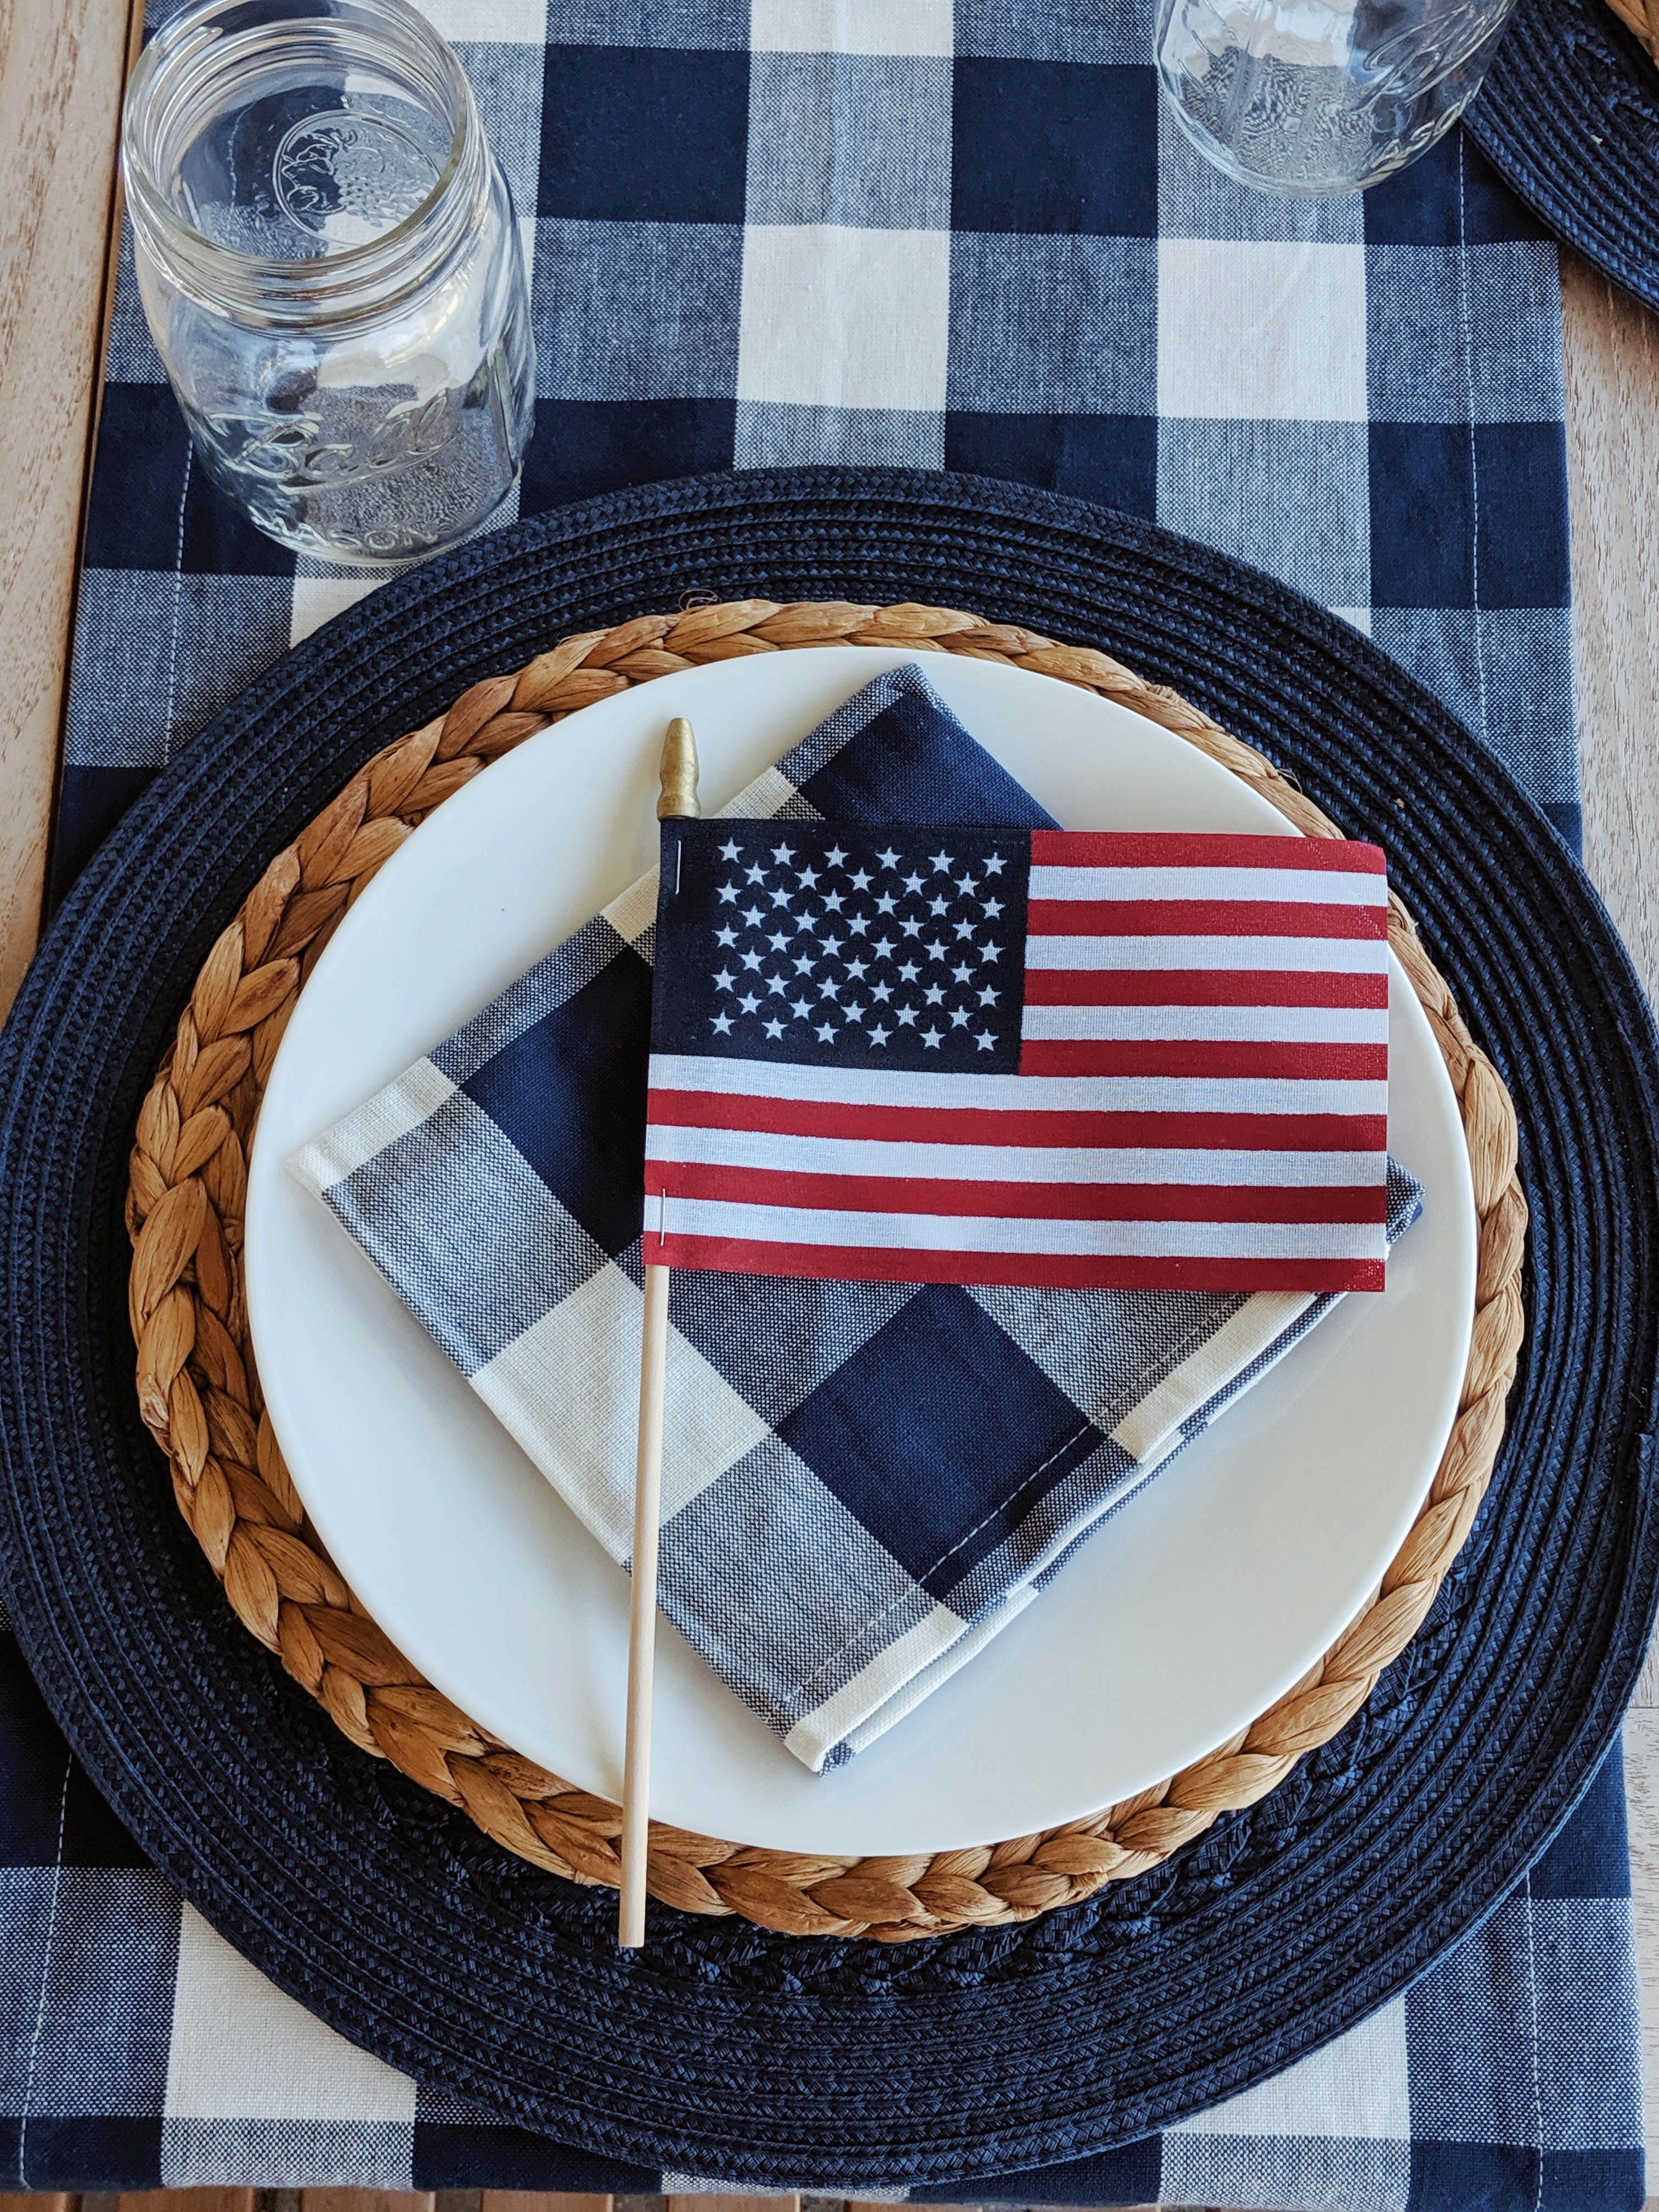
[300,2196,435,2212]
[1560,252,1659,1825]
[117,2194,257,2212]
[480,2195,613,2212]
[480,2197,613,2212]
[1564,249,1659,1024]
[0,0,139,1020]
[0,2195,77,2212]
[666,2197,800,2212]
[1559,249,1659,2195]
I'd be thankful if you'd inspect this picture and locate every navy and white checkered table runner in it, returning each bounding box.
[2,1598,1641,2202]
[13,0,1630,2200]
[59,0,1576,888]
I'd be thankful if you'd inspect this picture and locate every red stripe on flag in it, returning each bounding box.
[1023,968,1391,1008]
[1025,898,1389,939]
[646,1088,1388,1152]
[647,1232,1387,1294]
[1017,1039,1389,1080]
[647,1161,1391,1225]
[1028,830,1389,873]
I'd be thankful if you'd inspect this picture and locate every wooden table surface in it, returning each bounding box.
[3,2,1657,2207]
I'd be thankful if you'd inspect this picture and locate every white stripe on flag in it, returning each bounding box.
[659,1195,1388,1260]
[1018,1004,1390,1044]
[648,1053,1387,1117]
[1026,864,1390,905]
[1023,934,1392,972]
[645,1126,1391,1186]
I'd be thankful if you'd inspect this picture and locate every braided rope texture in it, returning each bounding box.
[125,600,1526,1944]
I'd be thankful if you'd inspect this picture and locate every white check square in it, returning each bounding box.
[738,224,951,411]
[409,0,546,46]
[1158,239,1368,422]
[749,0,955,53]
[473,1258,770,1557]
[289,574,381,648]
[1169,1995,1410,2141]
[165,1906,417,2122]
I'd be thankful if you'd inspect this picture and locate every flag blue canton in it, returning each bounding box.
[657,821,1029,1070]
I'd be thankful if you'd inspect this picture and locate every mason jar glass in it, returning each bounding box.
[122,0,535,564]
[1156,0,1518,194]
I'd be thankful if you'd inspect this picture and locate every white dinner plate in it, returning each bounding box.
[245,647,1477,1855]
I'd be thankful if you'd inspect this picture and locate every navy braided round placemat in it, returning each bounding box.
[2,469,1657,2190]
[1467,0,1659,314]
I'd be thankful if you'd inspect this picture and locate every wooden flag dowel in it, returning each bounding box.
[618,714,701,1948]
[619,1257,670,1945]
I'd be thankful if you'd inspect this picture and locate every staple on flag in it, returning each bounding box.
[646,823,1393,1294]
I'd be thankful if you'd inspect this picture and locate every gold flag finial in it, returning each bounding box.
[657,717,701,821]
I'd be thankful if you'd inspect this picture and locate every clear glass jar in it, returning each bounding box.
[1156,0,1518,194]
[122,0,535,563]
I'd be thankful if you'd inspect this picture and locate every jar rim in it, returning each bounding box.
[121,0,480,320]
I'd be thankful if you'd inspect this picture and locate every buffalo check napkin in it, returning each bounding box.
[290,664,1421,1772]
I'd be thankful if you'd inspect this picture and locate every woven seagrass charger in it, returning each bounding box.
[1604,0,1657,54]
[3,473,1656,2184]
[126,597,1526,1943]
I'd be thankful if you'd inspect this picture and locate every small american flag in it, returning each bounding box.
[645,821,1392,1293]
